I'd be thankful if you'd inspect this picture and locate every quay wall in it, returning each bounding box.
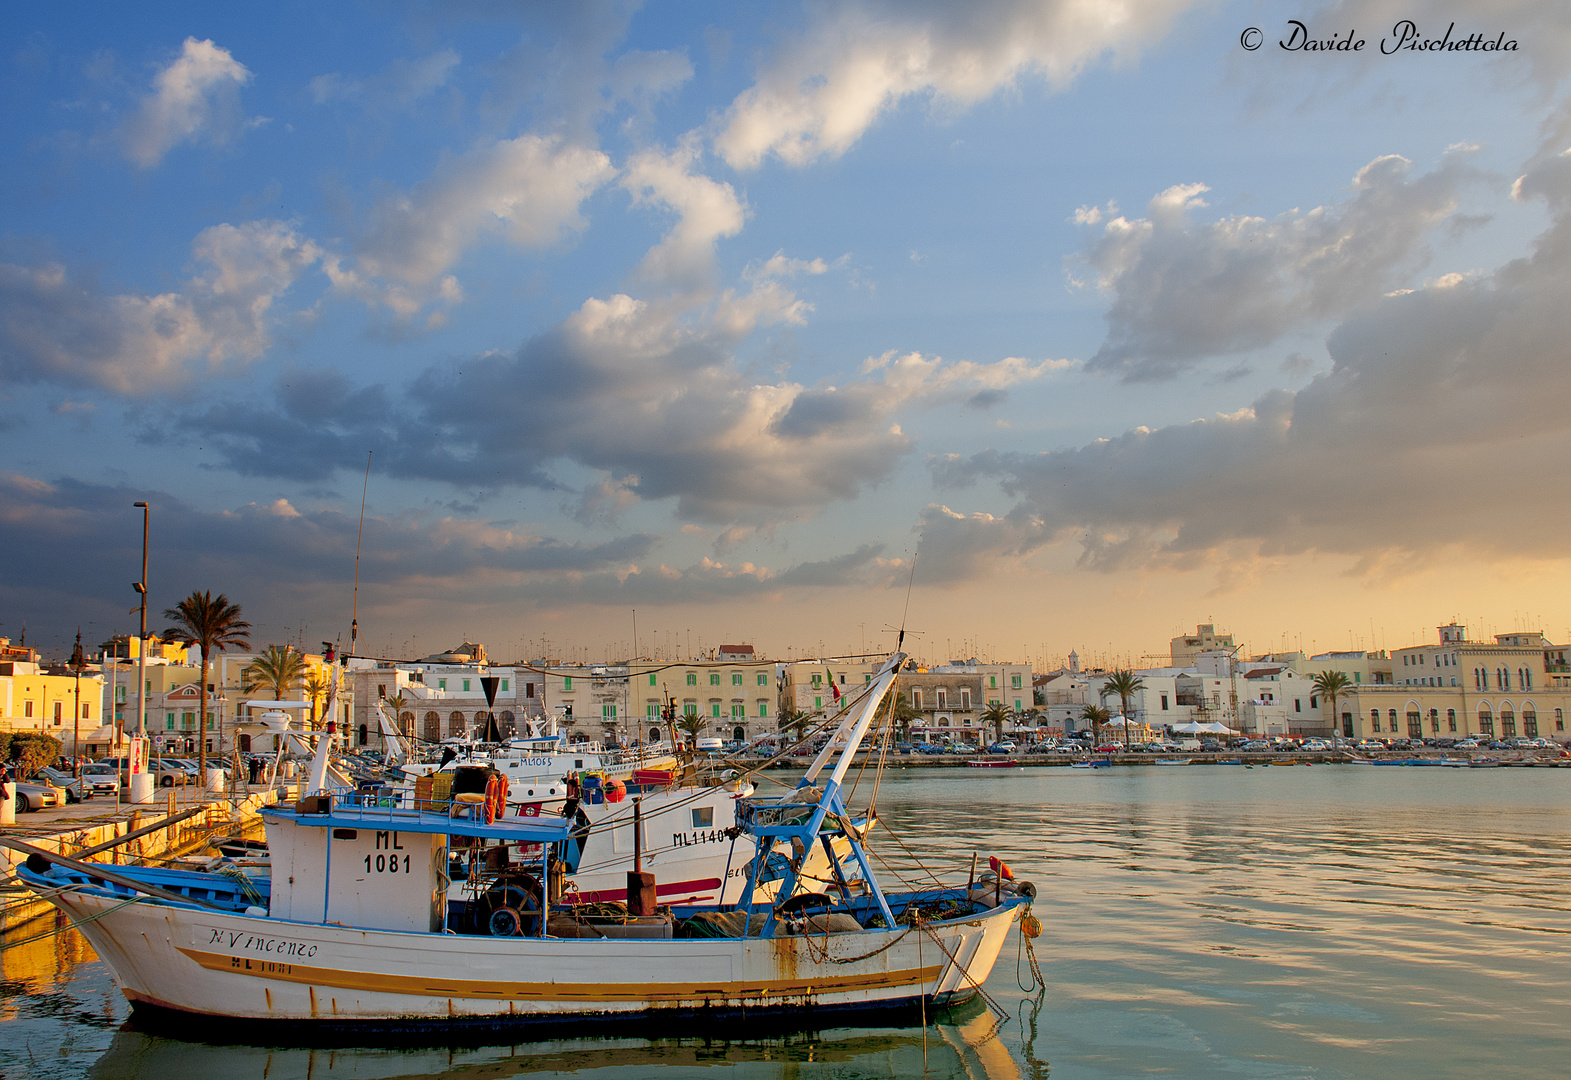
[0,788,282,934]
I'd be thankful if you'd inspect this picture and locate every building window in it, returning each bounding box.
[731,703,744,719]
[757,673,768,686]
[757,700,769,717]
[732,673,743,686]
[710,701,721,717]
[646,702,659,718]
[1479,709,1494,735]
[1295,699,1302,713]
[449,712,465,737]
[462,679,471,692]
[1371,708,1380,732]
[960,690,971,711]
[989,676,997,689]
[500,679,509,692]
[686,673,697,686]
[814,697,822,710]
[438,679,446,690]
[1011,674,1022,690]
[1557,708,1565,732]
[934,689,945,708]
[563,676,572,690]
[1524,710,1539,738]
[1161,694,1169,710]
[913,690,924,709]
[358,724,368,746]
[811,673,822,688]
[602,704,617,721]
[1447,709,1457,732]
[378,683,387,699]
[650,727,662,742]
[684,701,697,716]
[710,673,721,686]
[54,701,63,721]
[526,683,536,698]
[1500,708,1516,737]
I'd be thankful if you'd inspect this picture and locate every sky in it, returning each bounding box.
[5,0,1571,668]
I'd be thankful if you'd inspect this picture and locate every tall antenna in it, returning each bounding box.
[350,451,372,656]
[897,550,918,652]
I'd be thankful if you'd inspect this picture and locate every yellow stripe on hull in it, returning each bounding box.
[175,947,942,1002]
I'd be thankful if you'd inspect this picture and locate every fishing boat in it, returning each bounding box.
[9,652,1034,1035]
[965,759,1020,768]
[1152,758,1194,766]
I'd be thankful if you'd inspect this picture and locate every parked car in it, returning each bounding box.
[32,767,91,803]
[11,780,64,811]
[985,742,1016,754]
[80,762,122,796]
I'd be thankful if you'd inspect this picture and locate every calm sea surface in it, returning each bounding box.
[4,764,1569,1079]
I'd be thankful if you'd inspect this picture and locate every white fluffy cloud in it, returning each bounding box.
[715,0,1198,169]
[0,221,320,394]
[123,37,254,168]
[327,134,615,319]
[933,141,1571,576]
[622,141,747,292]
[1075,151,1478,381]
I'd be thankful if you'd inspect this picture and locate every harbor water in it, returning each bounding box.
[4,764,1569,1079]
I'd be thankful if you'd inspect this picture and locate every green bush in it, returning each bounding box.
[8,731,63,774]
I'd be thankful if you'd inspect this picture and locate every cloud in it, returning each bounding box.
[0,220,321,394]
[123,37,254,167]
[931,141,1571,577]
[622,141,747,292]
[326,134,614,319]
[168,292,1057,525]
[1076,150,1479,381]
[714,0,1199,169]
[913,504,1048,584]
[0,471,898,649]
[309,49,461,108]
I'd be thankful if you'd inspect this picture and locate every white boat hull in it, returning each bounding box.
[56,889,1021,1031]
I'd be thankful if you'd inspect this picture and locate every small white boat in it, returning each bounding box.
[11,652,1032,1036]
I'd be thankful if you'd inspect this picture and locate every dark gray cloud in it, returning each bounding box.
[931,140,1571,575]
[160,296,1047,525]
[1075,151,1479,382]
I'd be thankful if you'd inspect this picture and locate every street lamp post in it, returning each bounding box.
[71,629,85,778]
[130,501,153,805]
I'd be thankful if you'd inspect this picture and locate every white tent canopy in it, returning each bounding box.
[1171,721,1238,734]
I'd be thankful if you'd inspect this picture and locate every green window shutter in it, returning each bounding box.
[650,673,657,686]
[563,676,572,690]
[500,679,508,692]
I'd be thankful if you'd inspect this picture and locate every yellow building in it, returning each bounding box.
[1332,624,1571,741]
[0,642,103,754]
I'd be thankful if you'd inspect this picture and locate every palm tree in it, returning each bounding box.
[678,713,706,747]
[303,669,331,729]
[778,706,811,741]
[1081,704,1110,746]
[385,691,410,738]
[1311,670,1351,740]
[1102,669,1145,746]
[890,692,919,742]
[243,645,307,711]
[982,701,1011,744]
[162,591,251,781]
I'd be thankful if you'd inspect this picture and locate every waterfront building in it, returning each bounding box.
[0,639,103,753]
[1170,623,1235,667]
[348,644,535,751]
[1332,624,1571,740]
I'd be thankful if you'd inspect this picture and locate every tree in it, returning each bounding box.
[982,701,1011,743]
[778,706,811,741]
[304,669,331,729]
[385,691,410,738]
[890,692,919,741]
[7,731,63,774]
[1081,704,1110,746]
[243,645,307,708]
[1312,670,1352,739]
[678,713,706,746]
[1102,669,1145,746]
[163,590,251,781]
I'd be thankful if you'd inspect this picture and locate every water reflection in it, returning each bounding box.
[88,1002,1029,1080]
[9,766,1571,1078]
